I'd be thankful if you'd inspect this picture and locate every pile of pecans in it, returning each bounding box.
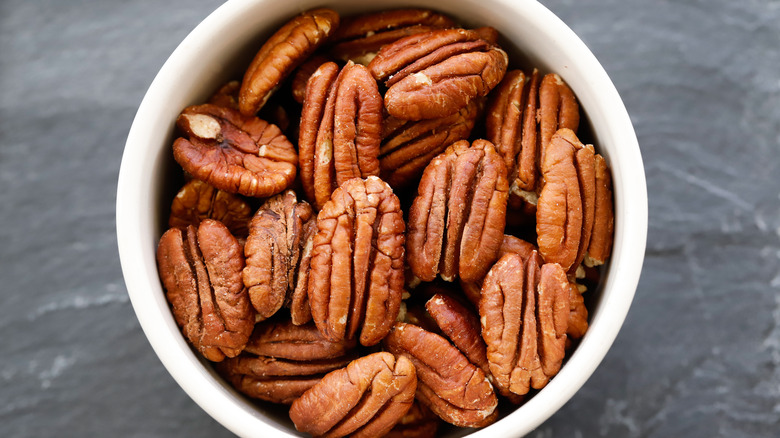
[155,8,614,437]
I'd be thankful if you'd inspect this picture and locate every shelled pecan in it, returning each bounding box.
[168,179,252,239]
[157,219,254,362]
[385,400,440,438]
[289,352,417,438]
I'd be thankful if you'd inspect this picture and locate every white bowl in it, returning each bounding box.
[116,0,647,436]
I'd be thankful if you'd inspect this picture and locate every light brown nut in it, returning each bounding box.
[329,9,455,65]
[425,293,490,378]
[219,319,357,404]
[369,28,507,120]
[584,154,614,267]
[308,177,406,346]
[173,104,297,198]
[479,252,569,396]
[156,219,254,362]
[538,73,580,167]
[207,80,240,110]
[299,61,383,210]
[384,400,440,438]
[406,139,508,283]
[242,191,315,321]
[567,281,589,340]
[291,55,332,104]
[238,8,340,115]
[379,98,481,188]
[168,179,252,239]
[289,352,417,438]
[536,129,584,272]
[384,322,498,428]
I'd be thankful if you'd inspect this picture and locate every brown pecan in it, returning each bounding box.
[583,153,614,267]
[219,319,357,404]
[425,293,490,378]
[369,28,507,120]
[329,9,455,65]
[242,191,315,322]
[308,177,405,346]
[156,219,254,362]
[406,139,508,283]
[384,322,498,428]
[299,61,383,210]
[538,73,580,167]
[208,80,240,110]
[379,98,481,188]
[238,8,340,115]
[385,400,440,438]
[567,281,589,340]
[289,352,417,438]
[479,252,569,396]
[168,179,252,239]
[291,55,332,104]
[173,104,297,198]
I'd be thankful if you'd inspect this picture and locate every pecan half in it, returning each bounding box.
[243,191,315,322]
[385,400,440,438]
[369,28,507,120]
[567,281,589,340]
[584,153,614,267]
[379,98,481,188]
[173,104,297,198]
[238,8,340,115]
[538,73,580,167]
[308,177,405,346]
[479,252,569,396]
[299,61,383,210]
[406,139,508,283]
[291,55,332,104]
[219,319,357,404]
[168,179,252,239]
[156,219,254,362]
[425,293,490,378]
[329,9,455,65]
[289,352,417,438]
[384,322,498,428]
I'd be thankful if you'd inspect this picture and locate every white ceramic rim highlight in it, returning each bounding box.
[116,0,647,437]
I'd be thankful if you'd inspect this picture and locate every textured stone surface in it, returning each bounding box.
[1,0,778,436]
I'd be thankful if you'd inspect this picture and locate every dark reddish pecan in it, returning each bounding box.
[406,139,508,283]
[156,219,254,362]
[425,293,490,378]
[238,8,340,115]
[479,252,569,396]
[584,153,614,267]
[168,179,252,239]
[385,400,440,438]
[379,98,481,188]
[299,61,383,210]
[173,104,297,198]
[291,54,332,104]
[567,281,589,340]
[208,80,240,110]
[289,352,417,438]
[308,177,405,346]
[369,28,507,120]
[538,73,580,166]
[329,9,455,65]
[242,191,315,322]
[219,319,357,404]
[384,322,498,428]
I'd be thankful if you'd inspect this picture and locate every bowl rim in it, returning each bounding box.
[116,0,647,436]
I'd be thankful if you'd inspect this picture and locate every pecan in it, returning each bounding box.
[406,139,508,283]
[479,252,569,396]
[238,8,340,115]
[486,70,580,206]
[425,293,490,378]
[208,80,240,110]
[173,104,297,198]
[291,55,332,104]
[219,319,357,404]
[369,28,507,120]
[567,281,588,340]
[308,177,405,346]
[168,179,252,239]
[156,219,254,362]
[379,98,481,188]
[385,400,440,438]
[299,61,383,210]
[384,322,498,428]
[289,352,417,438]
[583,153,614,267]
[329,9,455,65]
[243,191,316,322]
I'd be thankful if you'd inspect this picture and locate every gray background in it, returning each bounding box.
[1,0,778,436]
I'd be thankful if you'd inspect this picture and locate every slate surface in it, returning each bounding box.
[1,0,778,436]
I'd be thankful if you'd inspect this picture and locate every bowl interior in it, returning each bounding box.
[117,0,647,436]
